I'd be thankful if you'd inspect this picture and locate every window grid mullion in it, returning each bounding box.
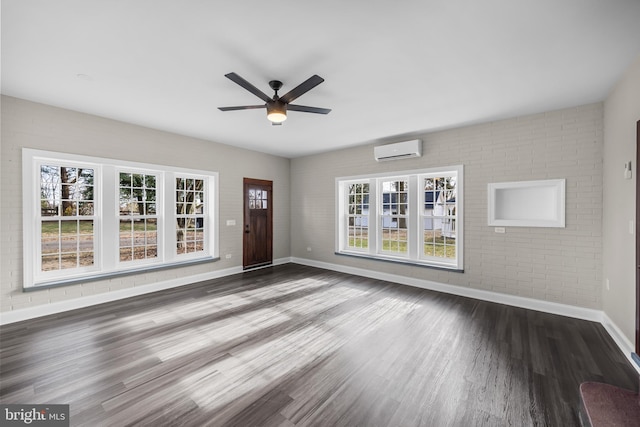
[24,149,218,289]
[337,167,462,270]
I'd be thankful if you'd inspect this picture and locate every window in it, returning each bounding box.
[175,177,205,255]
[346,182,369,250]
[421,175,458,261]
[380,178,409,255]
[336,166,463,270]
[23,149,218,289]
[119,172,158,262]
[39,164,96,274]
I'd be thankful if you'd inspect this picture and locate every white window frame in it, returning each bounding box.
[174,174,209,258]
[32,159,102,283]
[22,148,219,289]
[378,175,412,259]
[116,168,163,266]
[342,180,371,253]
[335,165,463,270]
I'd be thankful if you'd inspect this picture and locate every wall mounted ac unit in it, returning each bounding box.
[374,139,422,162]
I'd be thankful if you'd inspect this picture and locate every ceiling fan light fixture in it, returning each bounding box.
[219,73,330,123]
[267,102,287,123]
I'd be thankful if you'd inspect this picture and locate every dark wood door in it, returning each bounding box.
[243,178,273,270]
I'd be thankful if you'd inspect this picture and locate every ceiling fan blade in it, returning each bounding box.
[287,104,331,115]
[224,73,272,103]
[279,75,325,104]
[218,105,266,111]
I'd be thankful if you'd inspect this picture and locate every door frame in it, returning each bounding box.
[636,120,640,355]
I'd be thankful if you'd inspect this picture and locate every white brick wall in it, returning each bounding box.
[1,96,291,314]
[291,103,604,309]
[1,96,605,315]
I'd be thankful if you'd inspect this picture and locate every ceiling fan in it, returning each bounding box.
[218,72,331,125]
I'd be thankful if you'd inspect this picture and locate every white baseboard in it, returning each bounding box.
[291,257,640,374]
[0,258,291,325]
[601,312,640,373]
[291,257,602,321]
[3,256,638,375]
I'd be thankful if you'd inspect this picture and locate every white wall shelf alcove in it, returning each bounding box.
[488,179,566,227]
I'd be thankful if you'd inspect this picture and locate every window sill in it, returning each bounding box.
[335,251,463,273]
[24,257,220,292]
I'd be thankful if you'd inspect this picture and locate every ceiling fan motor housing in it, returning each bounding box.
[269,80,283,94]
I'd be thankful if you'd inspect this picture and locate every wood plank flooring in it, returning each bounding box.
[1,264,637,426]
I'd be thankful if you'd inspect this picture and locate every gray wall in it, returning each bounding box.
[603,54,640,344]
[291,104,604,309]
[0,95,290,312]
[3,85,628,340]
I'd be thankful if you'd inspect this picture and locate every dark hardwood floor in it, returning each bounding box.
[1,264,637,426]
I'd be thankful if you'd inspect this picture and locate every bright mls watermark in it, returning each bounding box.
[1,405,69,426]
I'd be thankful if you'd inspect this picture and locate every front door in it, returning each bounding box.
[243,178,273,270]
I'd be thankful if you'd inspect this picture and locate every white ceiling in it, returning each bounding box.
[2,1,640,158]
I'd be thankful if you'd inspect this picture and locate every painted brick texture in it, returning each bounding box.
[291,103,603,309]
[1,96,291,313]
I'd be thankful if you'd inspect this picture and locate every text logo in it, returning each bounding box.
[1,405,69,426]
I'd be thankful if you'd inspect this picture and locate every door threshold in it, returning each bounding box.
[243,262,273,271]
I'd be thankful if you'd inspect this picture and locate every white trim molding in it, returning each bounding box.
[2,256,638,375]
[291,257,640,374]
[601,312,639,374]
[22,148,220,289]
[0,257,291,325]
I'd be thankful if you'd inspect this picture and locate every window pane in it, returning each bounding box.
[423,175,457,259]
[60,252,79,270]
[41,236,59,255]
[61,235,78,256]
[61,201,76,216]
[79,252,94,266]
[41,201,59,216]
[133,247,146,260]
[38,189,95,273]
[42,254,60,271]
[79,222,93,243]
[147,218,158,244]
[118,171,159,263]
[120,172,132,187]
[79,202,94,216]
[380,179,408,255]
[346,181,370,250]
[119,219,133,261]
[147,245,158,258]
[145,175,156,189]
[176,175,206,256]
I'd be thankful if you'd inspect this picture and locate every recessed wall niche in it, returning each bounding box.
[488,179,566,228]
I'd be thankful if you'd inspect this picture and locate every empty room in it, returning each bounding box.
[2,1,640,426]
